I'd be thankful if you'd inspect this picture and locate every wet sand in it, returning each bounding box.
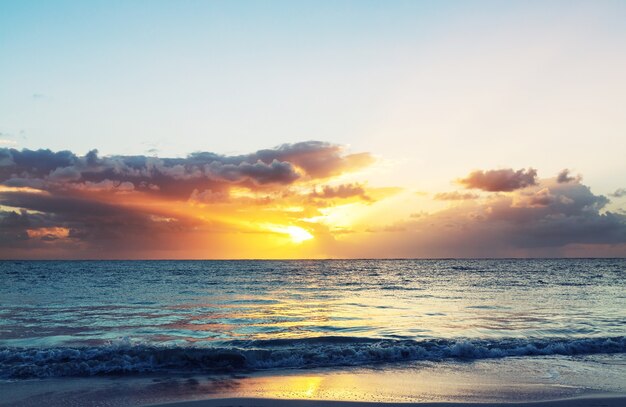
[3,357,625,407]
[151,396,626,407]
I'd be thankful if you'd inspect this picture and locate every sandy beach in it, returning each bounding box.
[152,396,626,407]
[141,357,626,407]
[3,354,626,407]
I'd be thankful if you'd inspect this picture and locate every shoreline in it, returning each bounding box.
[150,395,626,407]
[3,354,626,407]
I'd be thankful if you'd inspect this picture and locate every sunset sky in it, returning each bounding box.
[1,1,625,258]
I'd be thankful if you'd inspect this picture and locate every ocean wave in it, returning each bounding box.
[1,336,625,379]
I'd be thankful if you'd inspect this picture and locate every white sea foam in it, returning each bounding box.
[1,336,624,379]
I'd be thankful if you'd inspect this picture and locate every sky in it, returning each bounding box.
[1,0,625,258]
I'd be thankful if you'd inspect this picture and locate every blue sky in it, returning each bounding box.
[1,0,626,196]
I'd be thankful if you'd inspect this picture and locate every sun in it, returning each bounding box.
[262,224,314,244]
[284,226,314,243]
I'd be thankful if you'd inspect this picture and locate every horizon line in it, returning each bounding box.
[2,257,625,262]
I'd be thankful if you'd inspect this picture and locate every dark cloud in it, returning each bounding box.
[0,210,32,246]
[328,179,626,258]
[252,142,374,178]
[0,142,371,199]
[0,207,78,251]
[458,168,537,192]
[610,188,626,198]
[310,183,370,200]
[526,188,556,206]
[0,191,135,218]
[434,191,479,201]
[471,181,622,248]
[0,148,78,178]
[0,191,204,256]
[557,169,580,183]
[71,179,136,193]
[205,159,299,184]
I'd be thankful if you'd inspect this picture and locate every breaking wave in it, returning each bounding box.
[1,336,625,379]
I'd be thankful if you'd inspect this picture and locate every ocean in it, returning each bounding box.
[1,259,625,404]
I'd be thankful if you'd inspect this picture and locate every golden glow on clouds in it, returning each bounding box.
[305,203,361,230]
[26,227,70,239]
[1,142,625,259]
[0,186,48,194]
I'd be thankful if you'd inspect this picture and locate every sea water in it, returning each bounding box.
[0,259,626,378]
[1,259,624,381]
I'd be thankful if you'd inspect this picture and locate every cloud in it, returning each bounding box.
[434,191,479,201]
[610,188,626,198]
[458,168,537,192]
[0,190,206,256]
[310,183,370,201]
[2,147,624,259]
[557,169,581,183]
[252,142,375,178]
[0,142,371,199]
[188,188,229,204]
[26,227,70,240]
[0,142,377,258]
[324,176,626,258]
[205,159,299,184]
[512,187,560,208]
[70,180,136,193]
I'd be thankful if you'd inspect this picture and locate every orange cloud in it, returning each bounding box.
[26,227,70,240]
